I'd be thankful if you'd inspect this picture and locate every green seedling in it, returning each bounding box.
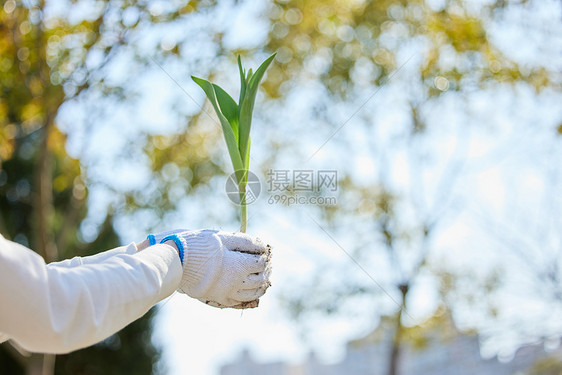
[192,53,276,233]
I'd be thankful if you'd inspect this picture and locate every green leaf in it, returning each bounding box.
[244,136,251,171]
[191,75,244,173]
[238,53,276,165]
[237,56,246,112]
[245,68,253,86]
[213,84,239,144]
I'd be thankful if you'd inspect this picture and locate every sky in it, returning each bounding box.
[52,0,562,373]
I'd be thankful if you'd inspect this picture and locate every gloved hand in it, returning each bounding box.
[160,229,271,309]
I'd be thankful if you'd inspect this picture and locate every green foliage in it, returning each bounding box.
[263,0,558,99]
[192,53,276,176]
[192,53,276,232]
[531,356,562,375]
[238,53,276,167]
[0,127,160,374]
[0,1,183,373]
[1,0,559,372]
[55,309,158,375]
[191,75,245,173]
[267,5,560,374]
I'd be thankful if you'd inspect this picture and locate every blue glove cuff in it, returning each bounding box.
[147,234,156,246]
[160,234,185,265]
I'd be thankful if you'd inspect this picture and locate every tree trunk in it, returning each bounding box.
[387,310,403,375]
[25,354,43,375]
[387,283,409,375]
[41,354,55,375]
[32,117,58,375]
[34,3,59,367]
[34,118,57,262]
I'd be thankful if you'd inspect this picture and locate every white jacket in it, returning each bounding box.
[0,234,182,354]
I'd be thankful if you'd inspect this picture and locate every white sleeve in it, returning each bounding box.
[0,235,182,354]
[47,245,138,268]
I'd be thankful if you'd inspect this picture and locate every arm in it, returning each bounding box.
[48,229,187,269]
[47,245,138,268]
[0,235,182,354]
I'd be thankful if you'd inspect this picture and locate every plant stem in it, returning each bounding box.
[238,171,248,233]
[240,200,247,233]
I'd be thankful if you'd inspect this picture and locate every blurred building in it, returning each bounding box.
[220,316,562,375]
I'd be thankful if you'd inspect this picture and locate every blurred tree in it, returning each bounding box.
[258,0,561,374]
[0,0,217,374]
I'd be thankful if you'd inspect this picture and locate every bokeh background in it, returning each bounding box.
[1,0,561,374]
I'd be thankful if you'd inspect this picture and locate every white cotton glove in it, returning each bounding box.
[160,229,272,309]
